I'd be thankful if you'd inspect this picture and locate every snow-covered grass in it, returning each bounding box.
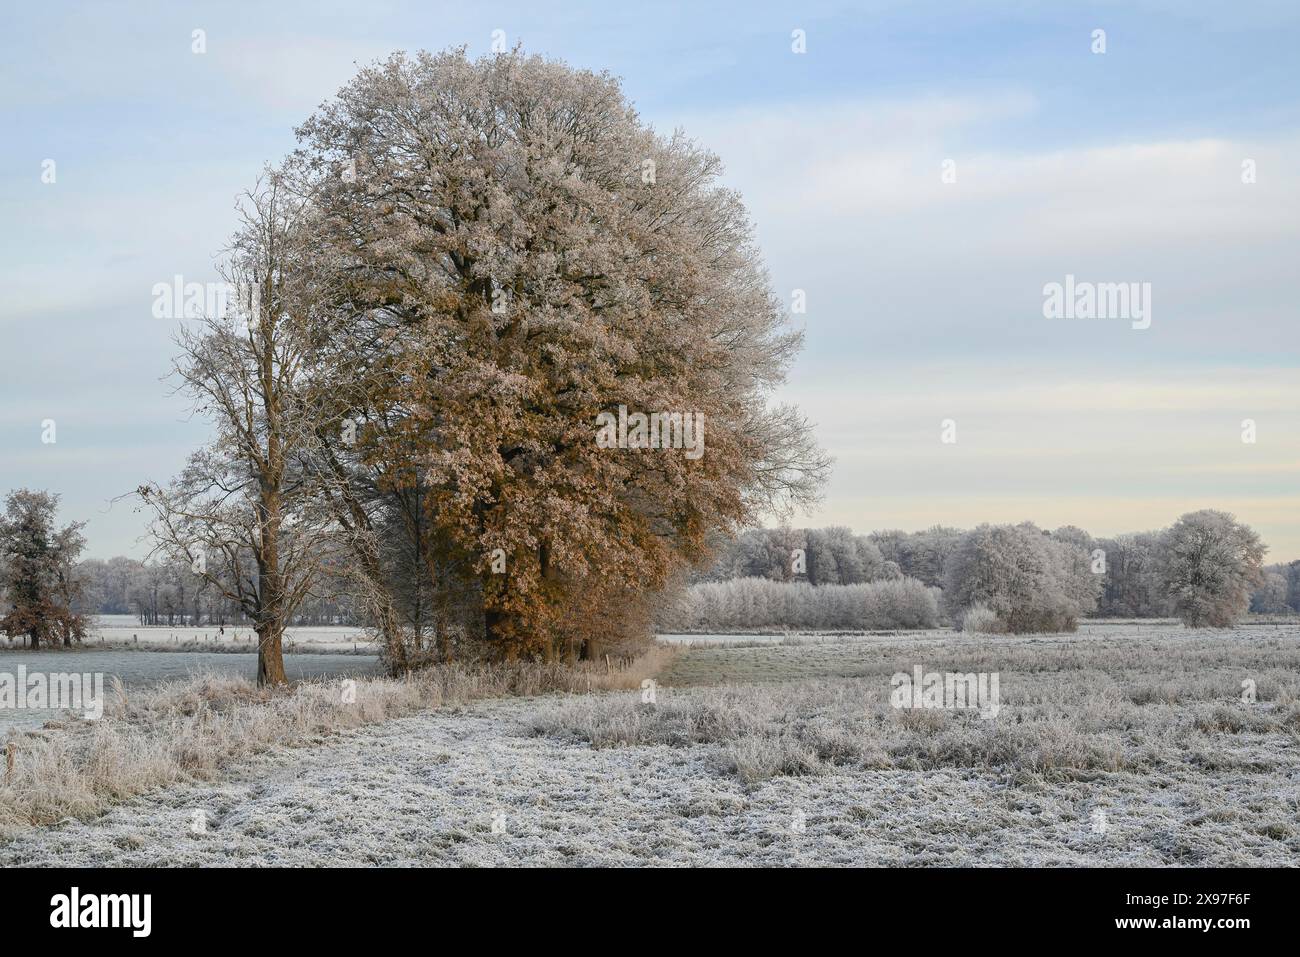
[0,647,672,839]
[2,624,1297,866]
[531,668,1300,783]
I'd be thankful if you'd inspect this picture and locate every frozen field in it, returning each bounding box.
[2,621,1298,866]
[0,615,380,731]
[67,615,376,653]
[0,650,381,732]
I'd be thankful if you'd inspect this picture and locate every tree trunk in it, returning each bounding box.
[484,608,507,644]
[378,602,408,675]
[256,625,288,687]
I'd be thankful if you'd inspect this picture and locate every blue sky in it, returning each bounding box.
[2,0,1298,559]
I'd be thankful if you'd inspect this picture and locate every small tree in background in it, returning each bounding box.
[1286,561,1300,613]
[1093,531,1170,617]
[0,490,88,648]
[1158,510,1265,627]
[868,526,964,587]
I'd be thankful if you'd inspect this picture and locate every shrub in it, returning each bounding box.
[960,603,1003,634]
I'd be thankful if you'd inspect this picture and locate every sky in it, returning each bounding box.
[1,0,1297,560]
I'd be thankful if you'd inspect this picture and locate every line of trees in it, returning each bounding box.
[1251,564,1297,614]
[693,526,892,585]
[3,489,1284,647]
[689,512,1282,633]
[75,555,357,627]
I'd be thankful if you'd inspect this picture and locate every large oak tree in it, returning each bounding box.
[294,49,828,657]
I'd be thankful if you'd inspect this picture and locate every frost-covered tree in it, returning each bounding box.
[1051,525,1094,553]
[76,556,141,616]
[803,528,837,585]
[0,490,88,647]
[813,526,874,584]
[868,526,964,587]
[944,523,1098,633]
[296,48,829,656]
[705,528,791,581]
[1158,510,1265,627]
[851,534,886,583]
[1286,561,1300,613]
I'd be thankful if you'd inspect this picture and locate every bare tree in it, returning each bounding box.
[139,173,335,685]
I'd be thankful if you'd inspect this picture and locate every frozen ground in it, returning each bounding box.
[2,622,1297,866]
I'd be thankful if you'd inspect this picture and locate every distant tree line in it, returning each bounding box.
[1251,563,1299,615]
[685,511,1284,633]
[73,555,359,628]
[693,526,893,585]
[4,489,1284,645]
